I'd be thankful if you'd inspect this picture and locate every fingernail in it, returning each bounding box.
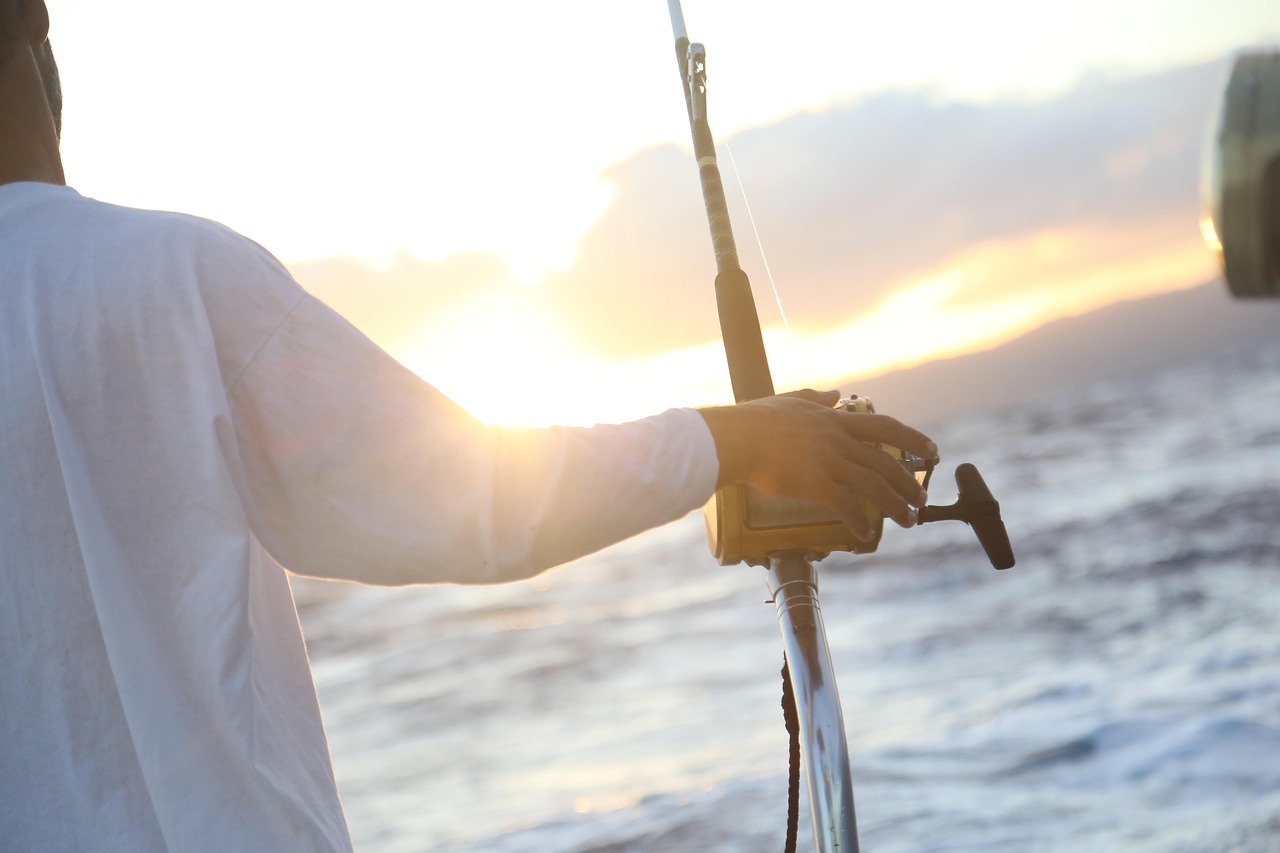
[925,441,939,458]
[917,489,928,506]
[856,529,876,542]
[905,511,917,527]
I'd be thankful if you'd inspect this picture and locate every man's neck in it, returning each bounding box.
[0,44,65,187]
[0,136,64,186]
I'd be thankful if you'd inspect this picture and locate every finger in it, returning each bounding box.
[838,506,877,542]
[780,388,840,407]
[836,412,938,460]
[842,441,929,508]
[819,484,878,542]
[829,457,918,528]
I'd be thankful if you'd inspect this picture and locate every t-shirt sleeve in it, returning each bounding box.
[224,281,720,586]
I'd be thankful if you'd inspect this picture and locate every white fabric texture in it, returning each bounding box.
[0,182,720,851]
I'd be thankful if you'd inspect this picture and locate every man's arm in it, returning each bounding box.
[217,243,934,584]
[698,389,936,543]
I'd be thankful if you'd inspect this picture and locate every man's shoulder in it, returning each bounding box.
[3,184,264,270]
[63,188,301,299]
[78,191,280,267]
[63,188,310,378]
[21,183,307,330]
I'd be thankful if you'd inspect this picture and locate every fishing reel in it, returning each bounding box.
[1202,50,1280,298]
[705,396,1015,570]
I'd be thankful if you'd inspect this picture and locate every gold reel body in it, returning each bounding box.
[704,397,928,566]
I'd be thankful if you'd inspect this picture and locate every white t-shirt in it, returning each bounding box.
[0,182,720,851]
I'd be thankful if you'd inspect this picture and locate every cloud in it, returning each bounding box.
[535,144,726,360]
[536,60,1220,359]
[288,251,510,356]
[290,60,1223,371]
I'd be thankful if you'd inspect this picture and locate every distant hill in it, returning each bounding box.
[846,282,1280,427]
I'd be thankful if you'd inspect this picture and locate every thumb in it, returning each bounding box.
[779,388,841,407]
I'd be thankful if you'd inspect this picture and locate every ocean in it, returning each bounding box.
[292,335,1280,852]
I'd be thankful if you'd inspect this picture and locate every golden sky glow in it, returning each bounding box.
[353,217,1215,426]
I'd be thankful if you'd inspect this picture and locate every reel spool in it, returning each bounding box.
[1202,50,1280,297]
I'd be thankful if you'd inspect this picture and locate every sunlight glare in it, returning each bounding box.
[1199,215,1222,254]
[392,218,1218,428]
[394,292,723,427]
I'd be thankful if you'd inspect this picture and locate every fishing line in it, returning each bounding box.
[722,138,792,336]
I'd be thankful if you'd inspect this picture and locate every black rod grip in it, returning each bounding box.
[715,267,775,402]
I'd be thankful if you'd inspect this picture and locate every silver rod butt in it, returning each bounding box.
[767,552,860,853]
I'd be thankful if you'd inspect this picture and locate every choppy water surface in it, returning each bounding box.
[294,342,1280,852]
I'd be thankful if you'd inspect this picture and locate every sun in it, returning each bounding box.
[393,287,744,428]
[396,292,611,427]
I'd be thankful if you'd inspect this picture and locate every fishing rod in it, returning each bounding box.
[666,0,774,405]
[664,3,1015,851]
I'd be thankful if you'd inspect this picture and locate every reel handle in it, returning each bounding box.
[917,463,1015,570]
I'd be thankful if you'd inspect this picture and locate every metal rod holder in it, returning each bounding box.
[768,551,861,852]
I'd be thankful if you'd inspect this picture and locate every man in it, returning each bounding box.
[0,2,934,849]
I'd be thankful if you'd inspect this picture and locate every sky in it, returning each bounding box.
[47,1,1280,425]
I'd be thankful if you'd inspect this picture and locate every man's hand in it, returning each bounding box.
[697,389,937,543]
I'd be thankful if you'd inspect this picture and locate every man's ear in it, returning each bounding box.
[18,0,50,45]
